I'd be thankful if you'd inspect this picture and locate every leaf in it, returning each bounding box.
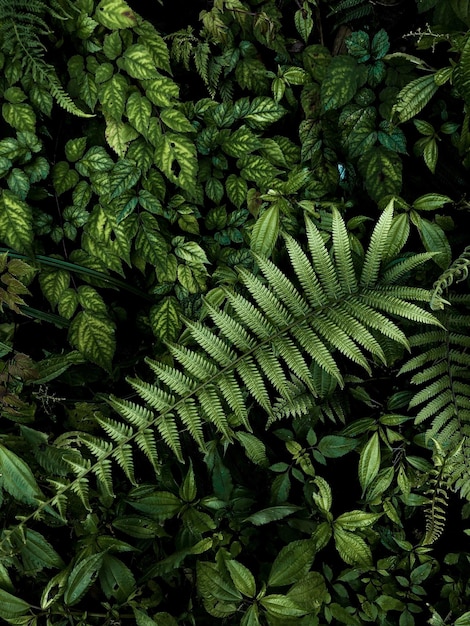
[95,0,137,29]
[126,92,152,135]
[76,146,114,176]
[105,118,139,157]
[128,491,182,521]
[108,159,141,200]
[65,137,87,163]
[2,102,36,133]
[19,529,64,574]
[335,510,382,530]
[321,56,364,111]
[68,311,116,371]
[52,162,79,196]
[160,108,194,133]
[154,133,198,192]
[455,612,470,626]
[225,560,256,597]
[0,589,31,619]
[260,595,307,618]
[243,97,287,130]
[238,154,282,186]
[333,525,372,566]
[64,552,104,606]
[414,216,451,269]
[99,554,136,602]
[371,29,390,59]
[287,572,328,613]
[245,505,303,527]
[295,6,314,43]
[0,191,33,253]
[173,239,209,265]
[392,74,439,123]
[250,205,279,257]
[0,444,43,505]
[358,432,381,494]
[358,146,402,202]
[39,268,70,309]
[226,174,248,209]
[99,73,128,119]
[412,194,452,211]
[7,168,30,200]
[150,297,182,342]
[318,435,357,458]
[119,44,159,79]
[454,34,470,106]
[268,538,316,587]
[136,213,169,272]
[197,561,242,603]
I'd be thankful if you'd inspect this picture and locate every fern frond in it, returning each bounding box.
[430,245,470,310]
[361,201,394,288]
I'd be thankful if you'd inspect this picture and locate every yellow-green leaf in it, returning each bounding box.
[68,311,116,371]
[150,296,182,342]
[0,190,33,253]
[359,432,381,494]
[120,44,159,80]
[95,0,137,29]
[250,204,279,257]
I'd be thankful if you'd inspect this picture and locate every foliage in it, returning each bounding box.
[0,0,469,624]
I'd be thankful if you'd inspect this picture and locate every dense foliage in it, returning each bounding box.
[0,0,470,624]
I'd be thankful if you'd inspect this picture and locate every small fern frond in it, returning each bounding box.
[430,245,470,310]
[361,200,395,288]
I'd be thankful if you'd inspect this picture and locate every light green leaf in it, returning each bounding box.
[287,571,327,613]
[150,297,182,342]
[415,216,451,269]
[260,595,307,618]
[143,75,180,107]
[173,238,209,265]
[241,605,260,626]
[105,118,139,157]
[225,560,256,597]
[295,6,314,43]
[205,177,224,204]
[358,432,381,494]
[76,146,114,176]
[2,102,36,132]
[95,0,137,29]
[245,505,303,528]
[333,525,372,566]
[119,44,159,80]
[412,193,452,211]
[222,125,261,157]
[108,159,141,200]
[154,133,198,191]
[136,213,169,272]
[126,92,152,135]
[65,137,87,163]
[0,444,43,505]
[160,108,194,133]
[250,205,279,257]
[243,97,287,130]
[103,31,122,59]
[99,73,128,119]
[238,154,281,186]
[226,174,248,209]
[455,611,470,626]
[39,268,70,309]
[392,74,439,123]
[335,510,382,530]
[68,311,116,371]
[136,22,172,74]
[423,137,438,173]
[236,431,269,467]
[7,168,30,200]
[64,552,104,606]
[268,538,316,586]
[317,435,357,458]
[58,288,79,319]
[0,190,33,253]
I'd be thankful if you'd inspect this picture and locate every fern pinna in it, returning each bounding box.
[0,203,440,534]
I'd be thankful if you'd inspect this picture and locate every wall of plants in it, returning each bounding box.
[0,0,470,624]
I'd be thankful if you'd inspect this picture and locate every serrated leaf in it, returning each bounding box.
[238,154,281,186]
[197,561,242,603]
[222,125,260,157]
[95,0,137,29]
[260,595,307,618]
[335,510,382,530]
[321,56,363,111]
[108,159,141,200]
[105,118,139,158]
[64,552,104,606]
[287,571,328,613]
[415,216,451,269]
[205,177,224,204]
[2,102,36,133]
[392,74,439,123]
[99,73,128,119]
[120,44,159,80]
[136,22,172,74]
[268,539,316,586]
[358,146,402,201]
[68,311,116,371]
[126,92,152,135]
[160,108,194,133]
[0,190,33,253]
[76,146,114,176]
[245,505,302,527]
[423,137,438,173]
[358,432,381,494]
[250,204,279,257]
[136,213,169,272]
[243,97,286,130]
[150,297,182,342]
[154,133,198,192]
[52,162,79,196]
[371,29,390,60]
[39,268,70,309]
[318,435,357,458]
[65,137,87,163]
[412,193,452,211]
[333,525,372,566]
[225,560,256,597]
[295,6,314,43]
[99,554,136,603]
[0,444,43,505]
[226,174,247,209]
[0,589,31,619]
[7,167,30,200]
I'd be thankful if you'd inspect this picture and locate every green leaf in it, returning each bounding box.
[294,6,314,43]
[317,435,357,458]
[99,73,128,118]
[454,35,470,105]
[371,29,390,59]
[236,431,269,467]
[2,102,36,133]
[321,56,363,111]
[245,505,303,528]
[58,289,79,319]
[222,125,261,157]
[68,311,116,371]
[414,216,451,269]
[39,268,70,309]
[197,561,243,603]
[99,554,136,602]
[136,213,169,272]
[95,0,137,29]
[7,168,30,200]
[119,44,159,79]
[335,510,382,530]
[136,22,172,74]
[358,146,402,201]
[287,572,327,613]
[268,538,316,587]
[226,174,247,209]
[455,612,470,626]
[65,137,87,163]
[126,92,152,135]
[108,159,141,200]
[76,146,114,176]
[128,491,182,521]
[412,194,452,211]
[154,133,198,191]
[358,432,381,494]
[250,205,279,257]
[243,97,287,130]
[105,118,139,158]
[260,595,307,618]
[0,589,31,619]
[52,162,80,196]
[225,560,256,597]
[238,154,281,186]
[64,552,104,606]
[0,444,43,505]
[241,605,260,626]
[19,529,64,574]
[160,108,194,133]
[392,74,439,123]
[173,238,209,265]
[333,525,372,566]
[0,190,33,253]
[150,297,182,342]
